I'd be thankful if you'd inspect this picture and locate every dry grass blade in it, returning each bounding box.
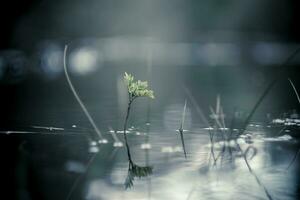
[179,100,188,159]
[288,78,300,104]
[233,48,300,200]
[63,45,104,140]
[239,47,300,136]
[286,78,300,170]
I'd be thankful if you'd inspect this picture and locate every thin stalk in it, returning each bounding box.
[182,85,210,126]
[208,129,217,165]
[288,78,300,103]
[231,48,300,199]
[209,107,224,129]
[239,47,300,136]
[65,150,99,200]
[179,100,188,159]
[228,108,237,160]
[220,106,227,130]
[63,45,103,140]
[286,150,300,170]
[286,78,300,170]
[179,130,187,159]
[123,97,134,164]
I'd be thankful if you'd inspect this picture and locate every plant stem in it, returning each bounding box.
[123,97,134,164]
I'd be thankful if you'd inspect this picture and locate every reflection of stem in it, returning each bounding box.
[208,129,217,165]
[235,141,273,200]
[228,108,236,161]
[179,130,187,159]
[63,45,103,140]
[186,185,197,200]
[65,151,99,200]
[232,48,300,200]
[287,149,300,170]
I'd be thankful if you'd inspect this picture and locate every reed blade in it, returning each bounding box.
[180,131,187,159]
[288,78,300,104]
[179,100,187,158]
[63,45,103,140]
[286,78,300,170]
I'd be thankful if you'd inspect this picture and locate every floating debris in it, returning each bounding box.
[0,131,38,135]
[32,125,64,131]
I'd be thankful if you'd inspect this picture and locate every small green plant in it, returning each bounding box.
[123,72,154,189]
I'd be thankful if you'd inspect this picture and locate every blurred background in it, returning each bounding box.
[0,0,299,128]
[0,0,300,199]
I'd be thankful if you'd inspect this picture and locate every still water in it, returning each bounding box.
[2,66,300,200]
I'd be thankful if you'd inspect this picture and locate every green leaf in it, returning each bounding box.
[124,72,155,99]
